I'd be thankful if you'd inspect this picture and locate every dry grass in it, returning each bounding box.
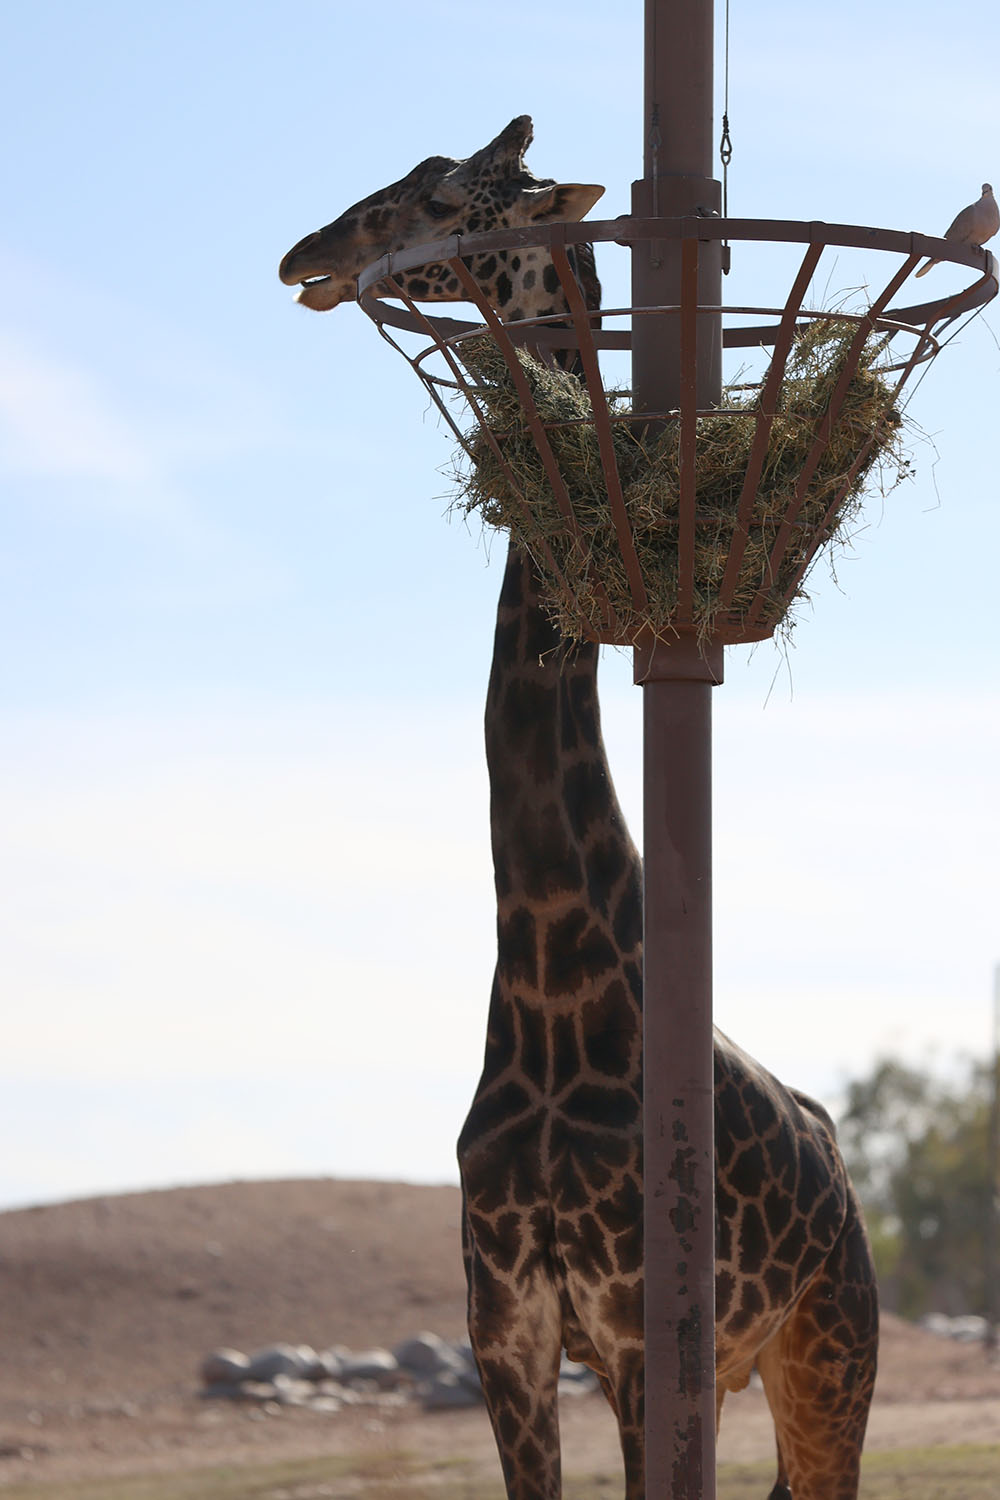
[453,321,912,644]
[2,1445,998,1500]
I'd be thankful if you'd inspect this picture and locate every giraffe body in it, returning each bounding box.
[280,117,878,1500]
[459,543,877,1500]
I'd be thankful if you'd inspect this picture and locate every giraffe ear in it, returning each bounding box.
[524,183,605,223]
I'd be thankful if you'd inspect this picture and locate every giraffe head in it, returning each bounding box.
[278,115,604,313]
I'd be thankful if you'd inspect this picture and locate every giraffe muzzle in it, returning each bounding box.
[278,231,324,285]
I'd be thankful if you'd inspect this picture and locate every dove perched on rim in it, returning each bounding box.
[915,183,999,276]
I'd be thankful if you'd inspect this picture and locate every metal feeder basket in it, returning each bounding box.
[359,216,996,653]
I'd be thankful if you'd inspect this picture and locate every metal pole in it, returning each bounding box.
[635,636,721,1500]
[632,0,722,420]
[632,4,722,1497]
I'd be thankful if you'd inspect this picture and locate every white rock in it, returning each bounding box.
[309,1395,343,1413]
[246,1343,310,1381]
[949,1315,988,1342]
[200,1348,251,1386]
[339,1349,404,1388]
[394,1332,463,1375]
[420,1371,483,1409]
[270,1374,316,1405]
[310,1348,347,1380]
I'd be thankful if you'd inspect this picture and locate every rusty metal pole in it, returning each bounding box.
[632,3,722,1497]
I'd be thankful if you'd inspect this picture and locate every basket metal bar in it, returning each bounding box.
[842,254,998,334]
[747,251,921,629]
[445,253,620,640]
[397,292,623,637]
[375,270,503,449]
[372,313,472,452]
[531,241,630,638]
[776,315,933,609]
[360,225,995,367]
[446,258,585,538]
[548,230,649,621]
[373,293,952,365]
[386,266,601,638]
[361,218,996,297]
[715,243,825,613]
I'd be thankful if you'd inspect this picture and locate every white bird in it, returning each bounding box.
[915,183,999,276]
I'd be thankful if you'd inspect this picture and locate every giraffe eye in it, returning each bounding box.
[426,199,453,220]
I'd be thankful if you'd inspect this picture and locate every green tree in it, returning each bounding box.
[838,1056,993,1318]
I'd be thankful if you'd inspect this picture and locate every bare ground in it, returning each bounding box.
[1,1179,998,1488]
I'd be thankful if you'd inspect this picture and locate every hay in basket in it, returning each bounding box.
[451,320,912,644]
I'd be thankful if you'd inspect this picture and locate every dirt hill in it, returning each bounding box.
[0,1179,468,1410]
[1,1178,998,1486]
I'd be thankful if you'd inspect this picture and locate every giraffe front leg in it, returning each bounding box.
[594,1343,644,1500]
[557,1262,644,1500]
[466,1251,564,1500]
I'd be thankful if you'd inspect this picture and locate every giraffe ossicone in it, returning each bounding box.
[280,117,879,1500]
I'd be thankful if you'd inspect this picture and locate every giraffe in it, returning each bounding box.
[279,116,879,1500]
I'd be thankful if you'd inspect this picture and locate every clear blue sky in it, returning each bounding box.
[1,1,997,1209]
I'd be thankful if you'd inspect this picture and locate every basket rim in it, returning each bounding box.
[357,214,998,337]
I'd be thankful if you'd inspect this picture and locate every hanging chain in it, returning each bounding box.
[720,0,732,273]
[720,114,732,215]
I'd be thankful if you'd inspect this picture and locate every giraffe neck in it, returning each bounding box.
[486,540,642,999]
[489,239,599,326]
[478,240,634,1006]
[388,238,599,327]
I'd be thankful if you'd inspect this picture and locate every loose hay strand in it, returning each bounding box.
[451,320,911,644]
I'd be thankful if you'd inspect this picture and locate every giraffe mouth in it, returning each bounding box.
[279,233,356,311]
[294,274,354,312]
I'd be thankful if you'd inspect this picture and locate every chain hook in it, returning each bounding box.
[719,0,733,275]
